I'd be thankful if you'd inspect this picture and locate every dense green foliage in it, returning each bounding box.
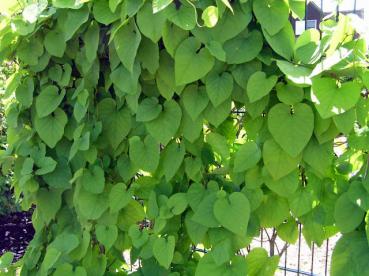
[1,0,369,275]
[0,62,19,215]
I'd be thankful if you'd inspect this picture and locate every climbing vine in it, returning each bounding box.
[1,0,369,275]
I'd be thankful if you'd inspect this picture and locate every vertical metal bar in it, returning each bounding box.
[325,239,329,276]
[336,4,339,22]
[318,0,324,38]
[261,228,263,247]
[311,243,315,274]
[305,0,308,30]
[297,224,302,276]
[284,244,288,276]
[354,0,357,14]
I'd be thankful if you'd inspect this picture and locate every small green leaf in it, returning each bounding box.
[95,224,118,250]
[35,85,65,118]
[93,0,120,25]
[224,30,263,64]
[78,165,105,194]
[233,141,261,173]
[213,192,250,235]
[84,21,100,63]
[276,82,304,105]
[175,37,215,85]
[158,141,185,181]
[145,100,182,145]
[44,30,66,57]
[206,72,233,107]
[268,103,314,157]
[137,2,167,43]
[247,71,277,103]
[114,19,141,72]
[181,84,209,121]
[34,108,67,148]
[245,248,280,276]
[109,183,132,213]
[129,135,160,172]
[202,6,219,28]
[311,78,361,119]
[263,139,301,180]
[136,97,162,122]
[334,193,364,233]
[253,0,289,35]
[153,236,175,269]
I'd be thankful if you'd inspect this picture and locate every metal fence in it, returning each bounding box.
[248,226,340,276]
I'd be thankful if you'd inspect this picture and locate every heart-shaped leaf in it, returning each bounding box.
[204,99,231,127]
[109,183,132,213]
[311,77,361,119]
[224,30,263,64]
[213,192,250,235]
[181,84,209,121]
[97,98,132,150]
[95,224,118,250]
[253,0,289,35]
[263,139,301,180]
[78,165,105,194]
[36,85,65,118]
[153,236,175,269]
[146,100,182,145]
[158,141,185,181]
[129,135,160,172]
[175,37,215,85]
[206,72,233,107]
[136,97,162,122]
[113,19,141,72]
[44,30,66,57]
[247,71,277,103]
[268,103,314,157]
[137,2,167,43]
[276,82,304,105]
[233,141,261,173]
[34,108,67,148]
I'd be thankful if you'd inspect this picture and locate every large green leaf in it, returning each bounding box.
[233,141,261,173]
[137,2,167,42]
[245,248,280,276]
[247,72,277,103]
[129,135,160,172]
[175,37,215,85]
[35,85,65,118]
[224,30,263,64]
[253,0,290,35]
[44,30,66,57]
[114,19,141,72]
[93,0,120,25]
[206,72,233,107]
[334,193,364,233]
[263,23,295,60]
[181,84,209,121]
[263,139,301,180]
[213,192,250,235]
[331,232,369,276]
[158,141,185,181]
[311,77,361,119]
[145,100,182,145]
[153,236,175,269]
[268,103,314,157]
[109,183,132,213]
[34,108,67,148]
[97,98,132,150]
